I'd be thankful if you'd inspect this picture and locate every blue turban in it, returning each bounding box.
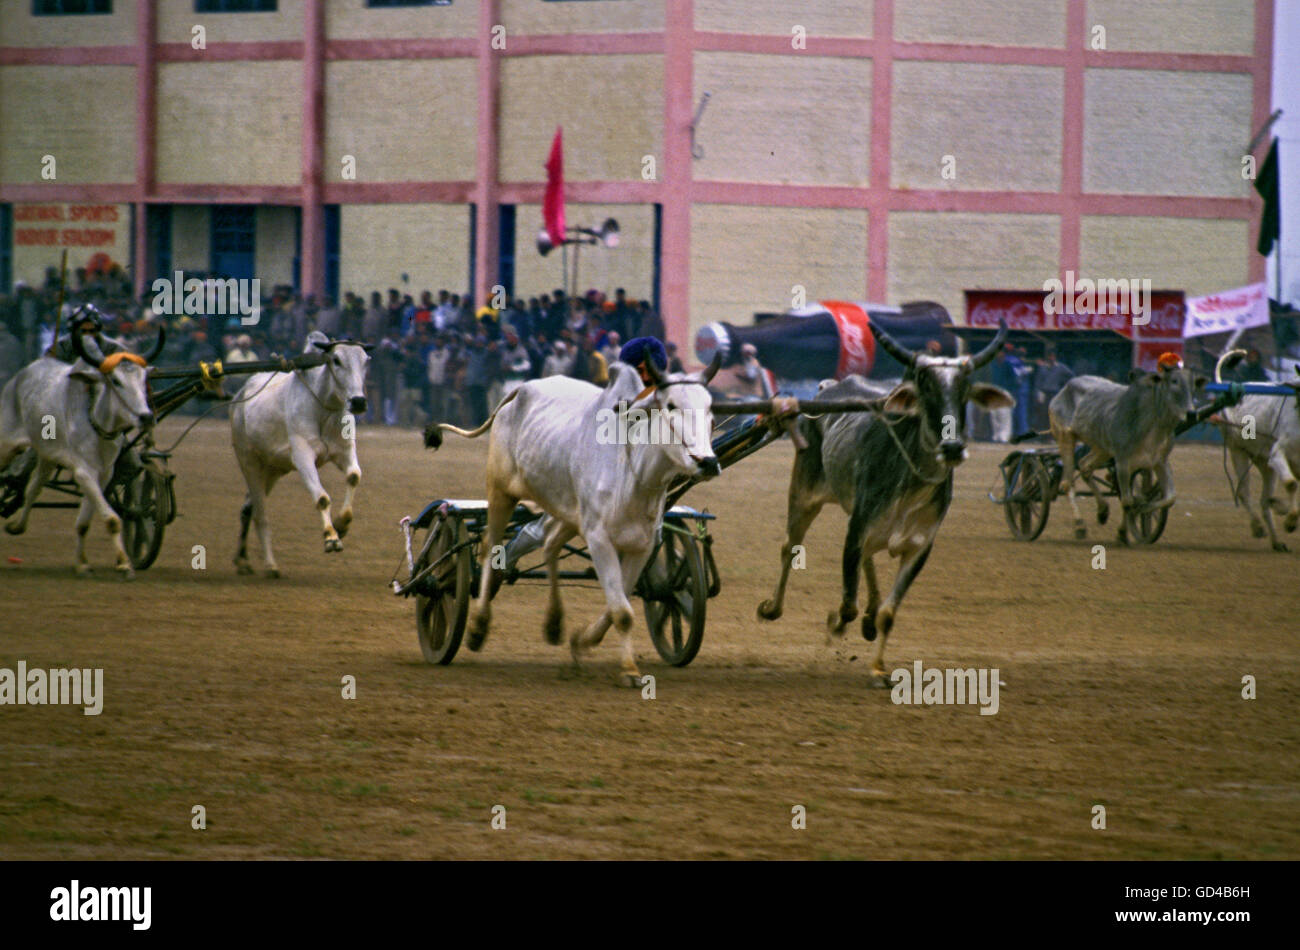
[619,336,668,371]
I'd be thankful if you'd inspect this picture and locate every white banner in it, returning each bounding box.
[1182,282,1270,338]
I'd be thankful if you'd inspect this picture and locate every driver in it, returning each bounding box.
[48,305,126,365]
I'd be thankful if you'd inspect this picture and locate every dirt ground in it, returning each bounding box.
[1,417,1296,860]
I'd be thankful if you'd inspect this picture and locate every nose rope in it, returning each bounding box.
[879,412,949,486]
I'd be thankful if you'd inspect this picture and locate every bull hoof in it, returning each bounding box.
[119,567,136,581]
[74,564,92,576]
[1073,523,1087,540]
[324,537,343,553]
[264,568,281,579]
[619,672,642,689]
[1286,517,1298,533]
[542,610,563,645]
[1251,522,1267,538]
[467,611,490,652]
[1097,506,1109,525]
[1272,541,1289,553]
[861,616,877,642]
[868,670,893,689]
[4,521,25,535]
[756,599,782,621]
[1117,527,1130,546]
[234,558,254,575]
[332,515,352,539]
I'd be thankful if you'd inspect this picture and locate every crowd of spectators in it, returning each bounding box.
[0,265,677,428]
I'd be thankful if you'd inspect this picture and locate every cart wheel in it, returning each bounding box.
[415,515,472,665]
[1003,455,1052,542]
[641,527,708,667]
[1124,468,1169,544]
[110,466,170,570]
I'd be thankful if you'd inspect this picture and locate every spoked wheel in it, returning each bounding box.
[1002,454,1052,542]
[415,515,473,665]
[1124,467,1169,544]
[640,526,708,667]
[108,463,171,570]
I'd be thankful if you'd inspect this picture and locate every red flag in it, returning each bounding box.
[543,127,566,248]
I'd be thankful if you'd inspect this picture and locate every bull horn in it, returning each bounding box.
[142,324,166,364]
[71,321,105,368]
[699,351,722,385]
[643,354,668,388]
[967,319,1008,370]
[1214,348,1248,383]
[869,319,917,369]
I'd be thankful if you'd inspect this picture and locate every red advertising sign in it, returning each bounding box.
[965,289,1186,369]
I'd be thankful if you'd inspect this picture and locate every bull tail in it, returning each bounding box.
[423,388,521,450]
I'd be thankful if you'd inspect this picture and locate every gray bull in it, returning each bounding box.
[0,324,163,575]
[424,357,720,686]
[231,333,371,577]
[1214,356,1300,551]
[1049,363,1205,542]
[757,320,1012,687]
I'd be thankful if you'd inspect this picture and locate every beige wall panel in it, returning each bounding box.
[503,0,663,35]
[0,0,136,47]
[500,55,662,182]
[325,59,476,182]
[0,66,136,184]
[892,62,1063,192]
[326,0,477,40]
[158,0,301,44]
[170,205,211,274]
[156,62,300,186]
[692,53,871,186]
[1086,0,1254,55]
[512,203,655,305]
[1080,215,1249,298]
[255,206,296,289]
[1083,69,1253,197]
[895,0,1065,47]
[888,212,1060,320]
[339,204,470,300]
[690,204,868,342]
[695,0,871,37]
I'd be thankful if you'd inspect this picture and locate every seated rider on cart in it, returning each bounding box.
[47,305,125,364]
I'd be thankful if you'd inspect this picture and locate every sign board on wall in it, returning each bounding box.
[965,289,1186,370]
[10,203,131,286]
[1182,282,1269,338]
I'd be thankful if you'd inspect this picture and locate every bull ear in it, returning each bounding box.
[70,369,99,385]
[968,382,1015,411]
[1127,368,1149,384]
[882,381,919,414]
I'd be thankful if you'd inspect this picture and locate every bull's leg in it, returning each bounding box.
[860,556,882,642]
[1054,429,1088,539]
[73,495,96,574]
[1256,460,1287,552]
[757,472,825,621]
[1269,451,1298,533]
[234,494,255,573]
[70,463,131,576]
[828,507,868,637]
[869,541,934,688]
[541,519,578,645]
[5,455,52,536]
[290,439,341,553]
[612,547,654,687]
[1227,449,1266,539]
[1113,457,1134,545]
[467,485,515,651]
[569,529,635,671]
[1076,449,1110,525]
[330,448,361,539]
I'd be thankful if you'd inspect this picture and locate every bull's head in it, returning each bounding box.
[626,353,722,479]
[69,322,163,434]
[1129,359,1207,426]
[870,318,1013,466]
[310,334,373,415]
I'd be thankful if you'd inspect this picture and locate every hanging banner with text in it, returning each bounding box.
[10,203,131,286]
[1182,282,1270,338]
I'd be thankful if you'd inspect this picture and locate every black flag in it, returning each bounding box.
[1255,138,1280,255]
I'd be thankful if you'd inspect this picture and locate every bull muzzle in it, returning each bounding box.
[695,456,721,479]
[138,411,156,428]
[939,439,967,464]
[349,396,368,414]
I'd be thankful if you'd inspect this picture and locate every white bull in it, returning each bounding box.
[1214,354,1300,551]
[424,357,720,685]
[231,333,371,577]
[0,324,162,576]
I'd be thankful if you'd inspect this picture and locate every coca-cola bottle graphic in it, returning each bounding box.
[695,300,955,379]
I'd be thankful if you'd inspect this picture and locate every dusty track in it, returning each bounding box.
[1,419,1296,859]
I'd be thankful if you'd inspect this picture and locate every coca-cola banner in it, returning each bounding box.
[965,289,1185,339]
[821,301,876,378]
[1182,282,1269,338]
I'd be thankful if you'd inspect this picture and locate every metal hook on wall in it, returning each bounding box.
[690,91,711,160]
